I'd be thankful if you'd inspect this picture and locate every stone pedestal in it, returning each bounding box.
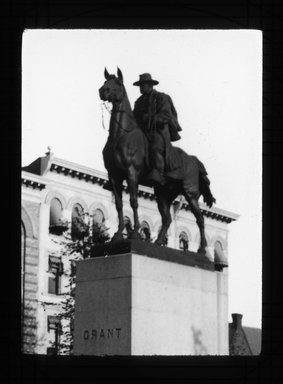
[73,240,228,356]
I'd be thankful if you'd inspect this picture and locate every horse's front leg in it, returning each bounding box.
[109,175,124,241]
[155,189,173,246]
[184,191,207,255]
[127,165,140,240]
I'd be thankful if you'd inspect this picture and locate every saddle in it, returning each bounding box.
[142,136,185,186]
[165,148,208,181]
[165,146,185,180]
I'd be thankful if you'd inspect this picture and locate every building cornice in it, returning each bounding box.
[22,171,46,190]
[22,156,239,223]
[50,158,156,201]
[50,157,108,187]
[191,203,239,223]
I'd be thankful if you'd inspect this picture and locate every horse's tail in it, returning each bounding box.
[191,156,216,208]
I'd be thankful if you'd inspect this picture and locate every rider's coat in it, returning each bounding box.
[133,89,182,142]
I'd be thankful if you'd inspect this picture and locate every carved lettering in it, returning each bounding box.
[99,329,105,338]
[82,327,122,341]
[91,330,97,340]
[107,329,113,338]
[116,328,121,338]
[83,330,89,340]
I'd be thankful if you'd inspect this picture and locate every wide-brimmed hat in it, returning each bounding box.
[133,73,159,86]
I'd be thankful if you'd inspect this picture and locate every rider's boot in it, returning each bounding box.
[147,151,166,186]
[147,168,166,186]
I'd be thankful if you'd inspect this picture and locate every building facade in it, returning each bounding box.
[21,149,239,354]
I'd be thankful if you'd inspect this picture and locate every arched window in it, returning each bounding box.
[140,221,151,242]
[92,209,109,245]
[214,241,223,256]
[123,216,132,239]
[214,241,227,270]
[92,209,105,224]
[72,203,84,220]
[71,204,88,240]
[50,198,63,226]
[179,231,189,251]
[49,198,68,235]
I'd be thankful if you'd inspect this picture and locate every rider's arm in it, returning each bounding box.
[154,93,172,125]
[133,100,146,128]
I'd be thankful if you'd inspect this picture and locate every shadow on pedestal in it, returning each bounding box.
[91,239,225,272]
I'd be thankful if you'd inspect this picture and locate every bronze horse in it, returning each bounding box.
[99,68,215,254]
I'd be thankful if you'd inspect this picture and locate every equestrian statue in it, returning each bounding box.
[99,68,216,255]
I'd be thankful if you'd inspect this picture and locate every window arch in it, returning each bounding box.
[139,221,151,242]
[214,241,227,270]
[72,203,84,218]
[214,240,223,254]
[49,198,68,235]
[71,203,88,240]
[123,216,133,239]
[179,231,189,251]
[22,206,35,239]
[50,198,63,225]
[91,209,109,245]
[92,209,105,224]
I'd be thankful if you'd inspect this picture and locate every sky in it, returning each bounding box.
[22,29,262,328]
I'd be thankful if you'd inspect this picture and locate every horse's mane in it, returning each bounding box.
[107,74,144,136]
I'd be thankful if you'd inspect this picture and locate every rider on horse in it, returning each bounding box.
[99,68,215,250]
[133,73,183,186]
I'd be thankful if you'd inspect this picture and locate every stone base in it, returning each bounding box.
[73,240,228,356]
[90,239,215,269]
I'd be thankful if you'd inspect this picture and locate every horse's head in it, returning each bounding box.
[99,67,125,103]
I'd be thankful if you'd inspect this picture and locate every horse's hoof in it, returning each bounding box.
[128,231,141,240]
[111,232,124,242]
[197,248,206,256]
[155,238,164,246]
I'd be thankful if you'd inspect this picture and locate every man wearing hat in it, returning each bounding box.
[133,73,182,186]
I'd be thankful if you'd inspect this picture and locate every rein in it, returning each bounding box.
[101,99,135,136]
[101,102,112,131]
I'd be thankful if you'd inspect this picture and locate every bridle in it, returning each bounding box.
[100,82,135,136]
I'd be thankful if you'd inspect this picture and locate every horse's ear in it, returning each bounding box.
[117,67,123,82]
[104,68,110,80]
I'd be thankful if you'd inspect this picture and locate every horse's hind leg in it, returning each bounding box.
[184,190,207,255]
[109,175,124,241]
[155,188,176,246]
[127,165,140,239]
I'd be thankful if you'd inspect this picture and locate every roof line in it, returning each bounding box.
[22,157,239,223]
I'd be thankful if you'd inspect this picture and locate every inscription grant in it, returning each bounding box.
[83,328,122,341]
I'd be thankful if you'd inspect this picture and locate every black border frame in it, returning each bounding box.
[3,0,281,382]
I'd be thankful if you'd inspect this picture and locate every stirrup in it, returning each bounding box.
[147,169,166,186]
